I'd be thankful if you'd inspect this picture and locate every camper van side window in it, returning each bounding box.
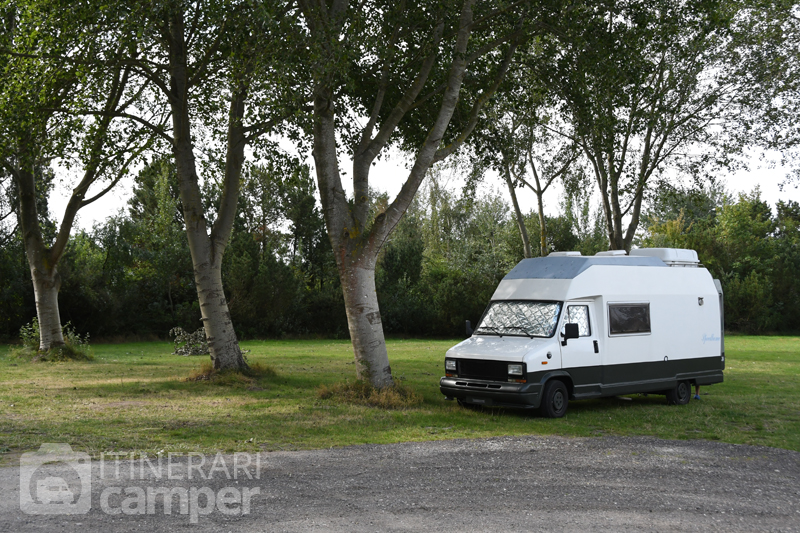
[565,305,591,336]
[608,303,651,335]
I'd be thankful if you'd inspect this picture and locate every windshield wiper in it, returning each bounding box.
[502,325,534,338]
[476,325,533,338]
[475,325,502,337]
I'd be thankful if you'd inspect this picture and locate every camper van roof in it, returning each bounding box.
[504,256,666,280]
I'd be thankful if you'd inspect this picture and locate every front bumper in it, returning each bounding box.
[440,377,543,408]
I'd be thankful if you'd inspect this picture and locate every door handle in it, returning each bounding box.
[593,340,599,353]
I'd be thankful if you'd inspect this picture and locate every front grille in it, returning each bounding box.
[457,359,512,381]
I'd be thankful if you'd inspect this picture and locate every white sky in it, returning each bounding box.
[52,147,798,232]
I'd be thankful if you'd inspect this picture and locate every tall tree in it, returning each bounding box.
[471,52,580,259]
[732,0,800,187]
[296,0,536,387]
[117,0,293,370]
[0,0,149,350]
[535,0,741,251]
[489,113,578,258]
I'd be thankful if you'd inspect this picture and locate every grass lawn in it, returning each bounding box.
[1,336,798,462]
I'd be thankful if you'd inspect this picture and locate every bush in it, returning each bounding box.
[169,327,209,355]
[9,318,93,361]
[724,271,779,333]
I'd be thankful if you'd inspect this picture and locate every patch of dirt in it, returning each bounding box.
[88,401,149,410]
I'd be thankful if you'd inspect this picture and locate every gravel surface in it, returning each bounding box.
[2,436,799,532]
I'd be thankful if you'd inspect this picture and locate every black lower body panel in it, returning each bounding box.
[561,356,724,399]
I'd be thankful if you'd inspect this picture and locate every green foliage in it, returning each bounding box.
[18,319,40,350]
[0,161,612,340]
[642,187,800,333]
[0,233,34,341]
[223,156,346,338]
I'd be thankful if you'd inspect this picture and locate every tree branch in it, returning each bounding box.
[373,0,476,253]
[433,36,520,162]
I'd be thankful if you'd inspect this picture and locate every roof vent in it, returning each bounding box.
[629,248,699,267]
[548,251,582,257]
[595,250,627,256]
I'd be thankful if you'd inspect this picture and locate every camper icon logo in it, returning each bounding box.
[20,443,91,515]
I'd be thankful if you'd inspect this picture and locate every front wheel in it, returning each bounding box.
[666,380,691,405]
[540,380,568,418]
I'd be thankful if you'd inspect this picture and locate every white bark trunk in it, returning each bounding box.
[31,265,65,351]
[536,191,547,257]
[173,134,246,372]
[194,251,246,370]
[340,261,392,387]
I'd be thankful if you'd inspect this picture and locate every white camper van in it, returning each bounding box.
[439,248,725,417]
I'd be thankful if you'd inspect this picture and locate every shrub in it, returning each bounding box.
[169,327,209,355]
[9,318,93,361]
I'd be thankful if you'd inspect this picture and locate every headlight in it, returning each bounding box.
[508,364,523,376]
[445,359,457,371]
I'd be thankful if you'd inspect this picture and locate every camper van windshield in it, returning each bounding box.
[476,301,562,337]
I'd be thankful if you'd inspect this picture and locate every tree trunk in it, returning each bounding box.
[536,190,548,257]
[304,0,514,388]
[339,257,392,387]
[167,11,247,372]
[30,263,65,350]
[13,156,66,351]
[311,87,392,386]
[194,248,245,370]
[503,165,532,258]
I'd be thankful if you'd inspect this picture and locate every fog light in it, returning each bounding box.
[508,364,523,376]
[445,359,457,371]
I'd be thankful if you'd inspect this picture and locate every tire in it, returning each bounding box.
[540,380,568,418]
[666,380,691,405]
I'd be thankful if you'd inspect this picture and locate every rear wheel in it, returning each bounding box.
[666,380,691,405]
[540,380,568,418]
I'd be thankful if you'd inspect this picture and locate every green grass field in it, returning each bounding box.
[1,336,798,462]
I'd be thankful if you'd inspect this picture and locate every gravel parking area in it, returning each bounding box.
[2,435,799,532]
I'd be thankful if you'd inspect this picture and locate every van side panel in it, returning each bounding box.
[559,265,724,398]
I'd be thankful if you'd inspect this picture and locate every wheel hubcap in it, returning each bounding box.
[678,383,688,399]
[553,391,564,411]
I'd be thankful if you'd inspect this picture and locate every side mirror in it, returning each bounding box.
[466,320,474,336]
[561,323,579,346]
